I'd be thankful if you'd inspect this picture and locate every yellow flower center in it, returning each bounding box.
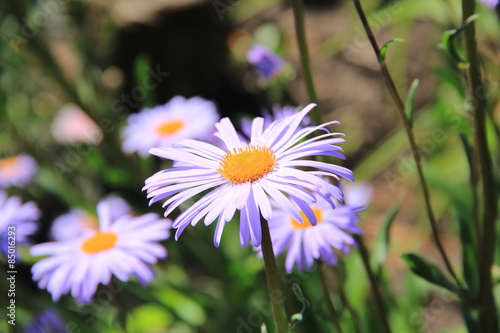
[290,208,323,229]
[81,232,118,254]
[217,145,276,184]
[156,119,184,137]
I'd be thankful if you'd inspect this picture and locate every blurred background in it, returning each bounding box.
[0,0,499,332]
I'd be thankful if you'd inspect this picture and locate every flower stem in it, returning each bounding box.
[354,235,392,333]
[350,0,460,286]
[292,0,321,124]
[317,261,344,333]
[260,219,289,333]
[461,1,498,332]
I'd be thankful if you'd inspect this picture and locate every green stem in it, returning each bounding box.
[317,262,344,333]
[354,235,392,333]
[350,0,460,286]
[260,219,289,333]
[291,0,321,124]
[461,1,498,332]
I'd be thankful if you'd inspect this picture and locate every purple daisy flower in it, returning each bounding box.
[121,96,219,157]
[0,154,37,189]
[268,192,364,273]
[247,44,285,79]
[144,103,353,248]
[30,198,170,304]
[0,191,40,259]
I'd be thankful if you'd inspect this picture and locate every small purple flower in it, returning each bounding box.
[144,103,353,248]
[0,191,39,259]
[247,44,285,79]
[22,309,66,333]
[31,197,170,304]
[0,154,37,189]
[268,191,364,273]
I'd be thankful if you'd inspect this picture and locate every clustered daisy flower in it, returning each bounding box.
[30,197,170,303]
[121,96,219,156]
[144,103,353,248]
[0,191,40,259]
[0,154,37,189]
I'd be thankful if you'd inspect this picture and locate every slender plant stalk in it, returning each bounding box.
[354,235,392,333]
[317,261,344,333]
[260,219,289,333]
[291,0,321,124]
[461,1,498,332]
[336,277,363,333]
[350,0,460,286]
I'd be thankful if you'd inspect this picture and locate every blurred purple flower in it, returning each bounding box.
[0,154,37,189]
[144,103,352,247]
[50,196,132,241]
[31,197,170,304]
[247,44,285,79]
[0,191,39,259]
[121,96,219,157]
[22,309,66,333]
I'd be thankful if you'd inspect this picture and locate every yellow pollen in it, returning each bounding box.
[290,208,323,229]
[217,145,276,184]
[156,119,184,137]
[81,232,118,254]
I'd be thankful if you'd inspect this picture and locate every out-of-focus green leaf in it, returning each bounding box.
[157,288,206,326]
[401,252,459,294]
[373,198,402,269]
[126,304,174,333]
[134,54,156,108]
[405,79,419,129]
[378,38,404,65]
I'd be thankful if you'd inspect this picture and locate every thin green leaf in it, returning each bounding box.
[378,38,404,65]
[374,198,402,268]
[442,13,479,65]
[401,252,459,294]
[405,79,419,129]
